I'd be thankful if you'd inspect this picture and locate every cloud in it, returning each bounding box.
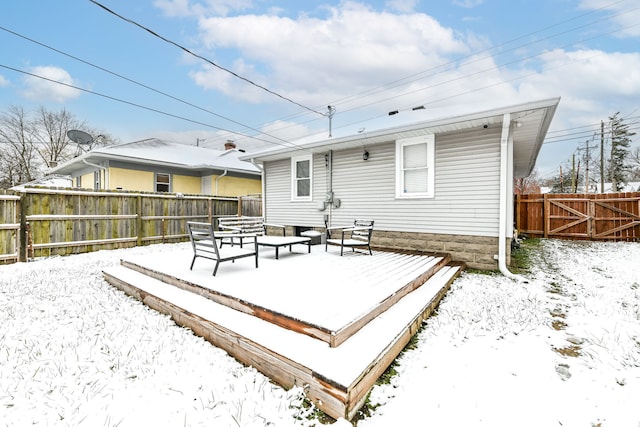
[0,74,8,87]
[21,66,82,102]
[154,0,253,17]
[579,0,640,38]
[191,2,470,108]
[452,0,484,8]
[386,0,419,13]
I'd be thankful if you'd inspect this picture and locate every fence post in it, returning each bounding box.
[18,194,27,262]
[136,195,143,247]
[543,194,549,238]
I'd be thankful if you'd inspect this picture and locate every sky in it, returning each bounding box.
[1,0,639,180]
[1,238,638,426]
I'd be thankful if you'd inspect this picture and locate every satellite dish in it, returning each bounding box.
[67,129,95,156]
[67,129,94,145]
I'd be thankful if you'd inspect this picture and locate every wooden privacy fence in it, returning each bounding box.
[516,192,640,241]
[0,188,262,262]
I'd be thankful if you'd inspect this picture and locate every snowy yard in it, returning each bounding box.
[1,239,639,426]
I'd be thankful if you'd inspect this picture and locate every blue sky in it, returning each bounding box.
[1,0,639,179]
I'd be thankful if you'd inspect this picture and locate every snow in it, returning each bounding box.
[1,239,639,426]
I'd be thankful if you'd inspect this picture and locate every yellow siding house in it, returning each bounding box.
[48,138,261,197]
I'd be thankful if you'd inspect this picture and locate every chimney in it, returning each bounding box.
[224,140,236,150]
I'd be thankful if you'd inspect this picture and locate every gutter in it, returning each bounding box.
[495,113,523,281]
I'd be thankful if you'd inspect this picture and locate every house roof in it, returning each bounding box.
[48,138,262,176]
[243,97,560,178]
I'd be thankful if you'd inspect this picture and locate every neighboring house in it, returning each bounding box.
[47,139,262,197]
[244,97,560,272]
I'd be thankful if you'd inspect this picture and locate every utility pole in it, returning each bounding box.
[577,139,598,193]
[326,105,336,138]
[571,154,576,193]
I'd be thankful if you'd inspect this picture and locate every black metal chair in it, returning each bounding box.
[325,219,374,256]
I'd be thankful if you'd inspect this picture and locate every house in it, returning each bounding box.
[244,97,560,272]
[47,139,262,197]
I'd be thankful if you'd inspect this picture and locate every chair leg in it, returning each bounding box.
[213,260,220,276]
[190,255,196,270]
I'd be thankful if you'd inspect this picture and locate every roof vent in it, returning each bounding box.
[225,140,236,150]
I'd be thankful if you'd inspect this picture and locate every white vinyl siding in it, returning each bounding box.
[263,126,503,237]
[395,135,435,198]
[291,155,312,201]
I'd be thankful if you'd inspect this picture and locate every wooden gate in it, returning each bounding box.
[516,193,640,240]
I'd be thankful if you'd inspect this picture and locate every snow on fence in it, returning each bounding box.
[515,192,640,241]
[0,188,262,261]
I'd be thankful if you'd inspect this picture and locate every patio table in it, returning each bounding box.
[256,236,311,259]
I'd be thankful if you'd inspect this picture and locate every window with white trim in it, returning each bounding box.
[155,172,171,193]
[395,135,435,198]
[291,154,312,201]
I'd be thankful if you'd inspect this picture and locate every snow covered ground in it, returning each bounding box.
[1,239,638,426]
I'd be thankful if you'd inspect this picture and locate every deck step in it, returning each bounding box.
[102,261,462,421]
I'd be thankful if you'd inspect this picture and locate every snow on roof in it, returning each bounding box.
[50,139,261,175]
[10,174,73,191]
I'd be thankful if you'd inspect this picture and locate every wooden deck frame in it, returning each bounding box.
[103,249,464,420]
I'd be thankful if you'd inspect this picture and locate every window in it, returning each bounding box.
[155,173,171,192]
[291,155,312,201]
[396,135,435,198]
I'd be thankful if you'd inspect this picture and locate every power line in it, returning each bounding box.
[89,0,326,117]
[0,25,302,151]
[0,63,308,151]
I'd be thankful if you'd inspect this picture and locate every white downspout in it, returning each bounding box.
[495,113,523,281]
[82,159,108,189]
[215,170,228,196]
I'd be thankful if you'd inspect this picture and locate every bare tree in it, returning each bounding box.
[33,106,85,167]
[630,146,640,180]
[514,169,542,194]
[0,105,42,187]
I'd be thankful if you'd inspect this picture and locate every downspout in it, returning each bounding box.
[82,159,108,189]
[495,113,523,281]
[215,170,228,196]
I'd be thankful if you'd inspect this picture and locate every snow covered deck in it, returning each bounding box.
[103,243,463,420]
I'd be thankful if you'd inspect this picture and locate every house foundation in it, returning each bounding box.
[371,231,511,271]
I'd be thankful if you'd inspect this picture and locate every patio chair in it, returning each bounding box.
[187,221,258,276]
[325,219,374,256]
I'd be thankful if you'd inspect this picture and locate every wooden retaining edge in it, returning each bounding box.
[343,263,464,420]
[102,271,350,419]
[330,254,451,347]
[103,261,464,420]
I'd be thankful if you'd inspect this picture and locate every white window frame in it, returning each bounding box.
[155,172,171,193]
[291,154,312,201]
[395,134,435,199]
